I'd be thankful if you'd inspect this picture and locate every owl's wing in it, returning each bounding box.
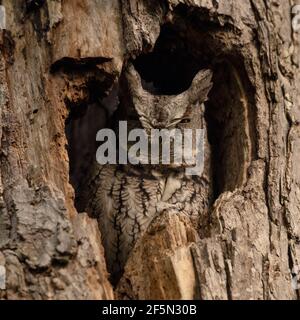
[86,164,163,280]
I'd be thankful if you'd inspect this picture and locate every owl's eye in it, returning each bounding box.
[181,119,191,124]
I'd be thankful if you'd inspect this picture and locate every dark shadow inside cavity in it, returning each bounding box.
[134,24,212,95]
[65,84,119,212]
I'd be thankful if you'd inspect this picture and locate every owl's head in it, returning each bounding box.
[125,63,213,133]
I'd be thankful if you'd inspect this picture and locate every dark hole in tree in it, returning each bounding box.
[65,80,119,212]
[134,24,212,95]
[133,22,255,200]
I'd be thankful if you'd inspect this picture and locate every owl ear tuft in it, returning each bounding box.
[188,69,213,105]
[124,62,153,130]
[125,62,143,94]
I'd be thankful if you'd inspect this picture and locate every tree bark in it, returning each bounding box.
[0,0,299,300]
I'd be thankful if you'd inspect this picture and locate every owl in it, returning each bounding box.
[83,62,213,284]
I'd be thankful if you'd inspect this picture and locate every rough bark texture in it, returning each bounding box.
[0,0,299,300]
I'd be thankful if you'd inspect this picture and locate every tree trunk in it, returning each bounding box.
[0,0,299,300]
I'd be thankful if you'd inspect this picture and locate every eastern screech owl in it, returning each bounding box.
[84,63,213,282]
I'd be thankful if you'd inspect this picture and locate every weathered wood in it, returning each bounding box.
[0,0,299,300]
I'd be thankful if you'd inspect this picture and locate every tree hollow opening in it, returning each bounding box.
[133,20,255,200]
